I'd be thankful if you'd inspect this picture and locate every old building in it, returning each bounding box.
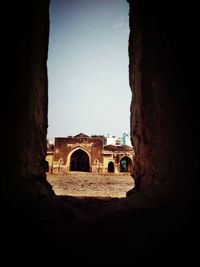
[47,133,135,174]
[2,1,197,265]
[103,144,134,173]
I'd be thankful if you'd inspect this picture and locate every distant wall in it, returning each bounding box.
[53,137,103,173]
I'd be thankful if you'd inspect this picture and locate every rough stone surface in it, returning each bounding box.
[128,1,197,206]
[1,0,198,265]
[2,0,49,178]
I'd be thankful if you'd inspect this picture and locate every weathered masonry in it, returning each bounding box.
[47,133,135,174]
[2,1,197,265]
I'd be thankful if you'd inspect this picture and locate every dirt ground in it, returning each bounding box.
[47,172,135,198]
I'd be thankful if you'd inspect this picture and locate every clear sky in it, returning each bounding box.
[47,0,131,139]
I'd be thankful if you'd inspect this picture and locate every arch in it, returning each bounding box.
[108,161,114,173]
[70,148,90,172]
[66,146,91,171]
[120,156,132,172]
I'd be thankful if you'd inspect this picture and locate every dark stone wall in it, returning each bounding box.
[128,0,198,205]
[1,1,50,178]
[1,1,198,265]
[1,0,197,207]
[1,0,197,206]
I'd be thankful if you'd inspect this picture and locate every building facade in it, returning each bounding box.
[46,133,135,175]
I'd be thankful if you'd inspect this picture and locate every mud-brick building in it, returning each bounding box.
[103,144,134,173]
[47,133,135,174]
[52,133,104,174]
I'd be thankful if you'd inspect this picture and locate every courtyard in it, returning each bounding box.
[47,172,135,198]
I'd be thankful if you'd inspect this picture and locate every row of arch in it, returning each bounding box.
[69,148,132,172]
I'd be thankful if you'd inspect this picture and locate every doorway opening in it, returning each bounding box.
[46,0,134,198]
[120,156,132,172]
[108,161,115,173]
[70,149,90,172]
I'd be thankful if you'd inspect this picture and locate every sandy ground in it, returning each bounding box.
[47,172,135,198]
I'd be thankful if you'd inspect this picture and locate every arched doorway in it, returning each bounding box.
[108,161,114,173]
[70,149,90,172]
[120,156,132,172]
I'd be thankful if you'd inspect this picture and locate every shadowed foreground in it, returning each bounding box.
[2,174,196,266]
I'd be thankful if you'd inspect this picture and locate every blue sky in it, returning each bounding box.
[47,0,131,139]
